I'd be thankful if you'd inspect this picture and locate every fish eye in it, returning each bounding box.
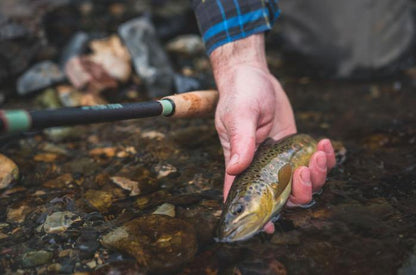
[230,204,244,216]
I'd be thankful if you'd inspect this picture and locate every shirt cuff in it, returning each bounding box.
[192,0,280,55]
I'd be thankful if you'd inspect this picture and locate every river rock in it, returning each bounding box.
[152,203,175,217]
[101,215,197,273]
[84,190,113,213]
[22,250,53,268]
[166,34,204,56]
[118,17,174,98]
[110,176,140,196]
[65,56,118,93]
[89,35,132,82]
[17,61,66,95]
[60,31,90,68]
[153,162,178,179]
[43,211,80,234]
[0,153,19,189]
[35,88,62,108]
[173,73,202,93]
[7,203,31,223]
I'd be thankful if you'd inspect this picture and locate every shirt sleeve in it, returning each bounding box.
[191,0,280,55]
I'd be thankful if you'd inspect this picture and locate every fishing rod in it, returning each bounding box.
[0,90,218,134]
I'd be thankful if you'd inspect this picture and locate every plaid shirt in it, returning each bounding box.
[192,0,280,55]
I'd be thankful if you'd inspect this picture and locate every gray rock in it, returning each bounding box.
[17,61,66,95]
[152,203,175,217]
[60,31,89,68]
[118,17,174,98]
[173,73,202,93]
[22,250,53,268]
[0,153,18,189]
[43,211,79,234]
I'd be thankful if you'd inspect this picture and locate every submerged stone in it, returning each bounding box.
[152,203,175,217]
[94,260,146,275]
[7,203,31,224]
[111,176,141,196]
[84,190,113,213]
[60,31,90,68]
[0,153,19,189]
[101,215,197,272]
[118,17,174,98]
[17,61,66,95]
[22,250,53,268]
[43,211,79,234]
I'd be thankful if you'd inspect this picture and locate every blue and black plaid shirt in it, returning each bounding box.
[192,0,280,55]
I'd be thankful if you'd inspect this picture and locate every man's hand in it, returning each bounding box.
[210,34,336,234]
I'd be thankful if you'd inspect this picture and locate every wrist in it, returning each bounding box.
[210,34,269,79]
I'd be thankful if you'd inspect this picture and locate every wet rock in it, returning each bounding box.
[173,73,202,93]
[44,126,84,142]
[76,229,99,259]
[101,215,197,273]
[135,190,171,210]
[60,31,89,68]
[166,34,205,56]
[0,232,8,240]
[153,162,178,179]
[233,258,287,275]
[43,211,80,234]
[35,88,62,109]
[33,153,58,162]
[17,61,66,95]
[41,142,69,155]
[141,130,166,140]
[7,203,31,223]
[89,147,117,158]
[111,176,140,196]
[43,173,73,189]
[65,56,118,93]
[270,231,301,245]
[84,190,113,213]
[57,85,107,107]
[118,17,174,98]
[0,17,29,40]
[94,260,146,275]
[89,35,132,82]
[22,250,53,268]
[153,203,175,217]
[0,153,19,189]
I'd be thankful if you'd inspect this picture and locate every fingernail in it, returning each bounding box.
[229,154,239,167]
[323,141,332,154]
[317,155,327,169]
[301,169,311,185]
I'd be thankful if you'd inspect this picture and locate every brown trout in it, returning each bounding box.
[217,134,317,242]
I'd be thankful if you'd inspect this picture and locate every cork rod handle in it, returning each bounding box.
[162,90,219,118]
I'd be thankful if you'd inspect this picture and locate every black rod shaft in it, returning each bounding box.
[1,101,164,133]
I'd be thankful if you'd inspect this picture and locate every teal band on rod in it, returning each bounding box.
[4,110,31,132]
[158,99,175,116]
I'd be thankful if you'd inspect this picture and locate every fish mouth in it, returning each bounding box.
[216,213,261,242]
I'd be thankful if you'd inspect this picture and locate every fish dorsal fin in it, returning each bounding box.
[276,164,293,198]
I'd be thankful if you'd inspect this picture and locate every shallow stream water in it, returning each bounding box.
[1,1,416,274]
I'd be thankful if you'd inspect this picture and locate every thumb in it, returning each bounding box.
[225,116,257,175]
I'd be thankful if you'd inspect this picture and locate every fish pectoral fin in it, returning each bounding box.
[275,164,293,199]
